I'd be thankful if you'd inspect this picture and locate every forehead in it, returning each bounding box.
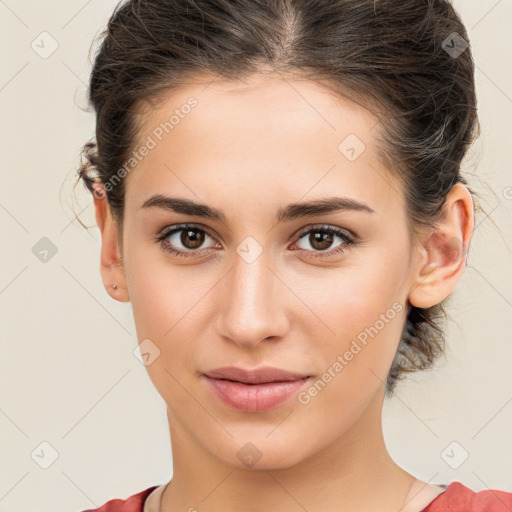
[125,72,402,217]
[136,72,379,144]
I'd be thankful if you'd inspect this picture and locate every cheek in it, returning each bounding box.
[126,242,207,339]
[297,246,409,388]
[125,244,205,390]
[295,290,406,431]
[127,260,203,413]
[129,273,203,391]
[298,245,407,337]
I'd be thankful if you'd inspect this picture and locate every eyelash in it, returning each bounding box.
[155,224,357,259]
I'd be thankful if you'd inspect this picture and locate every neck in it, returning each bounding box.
[161,388,415,512]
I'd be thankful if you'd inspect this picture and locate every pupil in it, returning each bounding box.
[312,231,332,250]
[182,229,204,249]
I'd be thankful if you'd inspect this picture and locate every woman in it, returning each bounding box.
[75,0,512,511]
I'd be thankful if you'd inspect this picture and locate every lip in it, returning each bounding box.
[203,366,311,413]
[203,366,310,384]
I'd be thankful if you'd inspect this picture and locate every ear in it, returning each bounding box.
[408,183,475,309]
[92,183,130,302]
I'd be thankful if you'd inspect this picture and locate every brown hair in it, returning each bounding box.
[74,0,480,395]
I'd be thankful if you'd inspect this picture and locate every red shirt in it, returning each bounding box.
[83,482,512,512]
[420,482,512,511]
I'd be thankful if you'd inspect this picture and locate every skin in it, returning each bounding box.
[93,72,474,512]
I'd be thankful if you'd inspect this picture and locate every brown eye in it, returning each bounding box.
[293,225,357,259]
[308,231,335,251]
[180,228,206,249]
[156,224,219,257]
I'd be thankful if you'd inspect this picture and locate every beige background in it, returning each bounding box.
[1,1,511,511]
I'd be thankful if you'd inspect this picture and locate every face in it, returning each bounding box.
[117,73,418,469]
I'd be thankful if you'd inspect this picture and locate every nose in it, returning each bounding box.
[215,250,289,350]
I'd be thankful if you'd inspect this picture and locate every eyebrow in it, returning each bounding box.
[141,194,376,224]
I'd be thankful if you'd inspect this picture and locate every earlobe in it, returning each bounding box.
[92,183,130,303]
[103,256,130,302]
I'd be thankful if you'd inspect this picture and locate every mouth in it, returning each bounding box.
[203,366,311,384]
[203,366,311,413]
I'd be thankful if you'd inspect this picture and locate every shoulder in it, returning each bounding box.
[422,481,512,512]
[81,486,160,512]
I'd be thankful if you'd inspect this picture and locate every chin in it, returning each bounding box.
[207,432,314,471]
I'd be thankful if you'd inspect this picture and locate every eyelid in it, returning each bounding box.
[157,222,217,239]
[156,223,219,250]
[292,223,357,243]
[290,224,357,258]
